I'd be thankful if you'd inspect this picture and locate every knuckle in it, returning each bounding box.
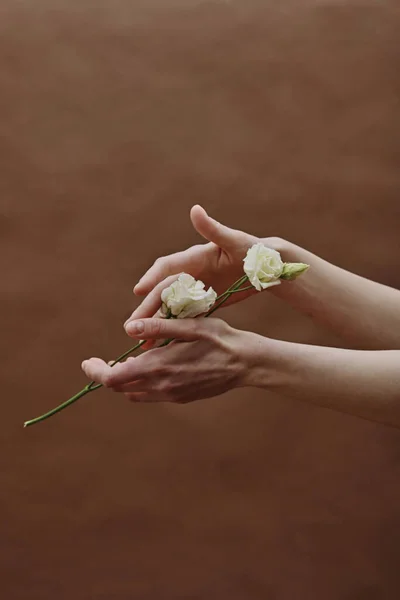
[154,256,166,268]
[160,382,176,402]
[149,318,165,336]
[209,317,230,334]
[263,236,287,251]
[192,319,210,341]
[220,319,232,334]
[153,378,169,395]
[146,360,167,379]
[190,319,210,340]
[212,317,224,328]
[157,363,172,378]
[159,379,171,393]
[189,319,201,336]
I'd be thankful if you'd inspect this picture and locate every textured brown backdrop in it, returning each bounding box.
[1,1,400,598]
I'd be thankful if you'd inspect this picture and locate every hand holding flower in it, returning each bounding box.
[131,205,286,316]
[23,241,309,426]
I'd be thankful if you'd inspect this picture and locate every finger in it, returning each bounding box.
[81,357,112,385]
[126,274,179,325]
[82,354,153,388]
[138,313,165,351]
[141,334,168,351]
[107,356,135,367]
[133,246,201,296]
[190,204,249,251]
[125,316,213,342]
[141,339,157,350]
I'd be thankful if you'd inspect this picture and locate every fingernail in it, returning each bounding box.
[126,321,144,334]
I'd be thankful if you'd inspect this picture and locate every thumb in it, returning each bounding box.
[125,317,209,342]
[190,204,247,250]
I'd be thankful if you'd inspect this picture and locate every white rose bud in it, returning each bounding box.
[243,243,284,291]
[160,273,217,318]
[280,262,310,280]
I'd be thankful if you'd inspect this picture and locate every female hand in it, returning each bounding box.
[82,315,400,427]
[126,205,289,324]
[82,317,252,404]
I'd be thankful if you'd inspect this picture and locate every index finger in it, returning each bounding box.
[133,245,205,296]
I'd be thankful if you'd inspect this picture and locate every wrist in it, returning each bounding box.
[238,332,286,390]
[264,238,336,307]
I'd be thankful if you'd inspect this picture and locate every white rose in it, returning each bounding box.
[160,273,217,318]
[243,243,284,291]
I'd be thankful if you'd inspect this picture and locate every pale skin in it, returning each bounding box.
[82,205,400,429]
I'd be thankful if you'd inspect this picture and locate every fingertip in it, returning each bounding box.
[142,339,156,350]
[190,205,212,240]
[124,320,135,335]
[190,204,207,219]
[134,286,148,297]
[125,320,145,336]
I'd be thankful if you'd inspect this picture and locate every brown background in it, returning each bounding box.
[1,1,400,598]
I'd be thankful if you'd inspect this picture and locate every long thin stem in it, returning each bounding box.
[234,284,253,292]
[214,275,248,301]
[108,340,147,365]
[24,339,146,427]
[24,386,92,428]
[208,275,249,316]
[218,284,253,296]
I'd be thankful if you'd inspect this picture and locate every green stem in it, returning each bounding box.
[24,339,146,427]
[221,284,254,295]
[215,275,248,301]
[108,340,147,365]
[208,275,249,316]
[24,386,92,428]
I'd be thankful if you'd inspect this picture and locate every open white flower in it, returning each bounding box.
[160,273,217,318]
[243,243,284,291]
